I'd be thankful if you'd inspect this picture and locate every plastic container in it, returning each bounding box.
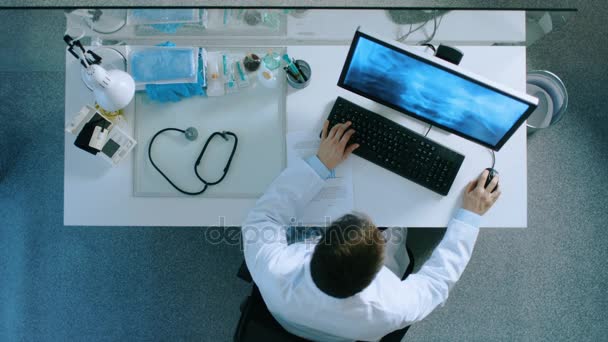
[133,10,209,36]
[235,61,250,88]
[222,54,239,94]
[127,46,198,89]
[286,60,311,89]
[206,51,225,96]
[262,50,281,70]
[127,9,200,25]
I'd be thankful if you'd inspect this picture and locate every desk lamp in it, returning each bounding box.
[64,35,135,112]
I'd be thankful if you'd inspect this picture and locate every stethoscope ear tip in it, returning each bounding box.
[219,131,230,141]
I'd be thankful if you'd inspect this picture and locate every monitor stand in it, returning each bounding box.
[427,125,452,137]
[423,44,464,137]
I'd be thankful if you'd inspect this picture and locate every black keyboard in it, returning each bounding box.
[326,97,465,196]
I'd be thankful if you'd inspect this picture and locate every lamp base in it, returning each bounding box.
[95,103,123,119]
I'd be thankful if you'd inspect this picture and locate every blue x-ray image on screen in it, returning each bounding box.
[343,36,530,147]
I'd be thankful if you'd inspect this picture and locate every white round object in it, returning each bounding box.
[257,66,279,89]
[85,9,127,34]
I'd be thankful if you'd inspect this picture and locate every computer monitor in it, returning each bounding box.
[338,30,539,151]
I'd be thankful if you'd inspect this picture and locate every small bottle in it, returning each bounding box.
[262,50,281,70]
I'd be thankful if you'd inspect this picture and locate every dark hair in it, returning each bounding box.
[310,213,385,298]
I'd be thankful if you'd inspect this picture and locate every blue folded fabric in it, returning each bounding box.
[145,80,205,102]
[130,9,197,23]
[130,47,196,82]
[144,42,206,103]
[150,23,184,33]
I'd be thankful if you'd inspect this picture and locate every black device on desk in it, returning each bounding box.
[326,30,539,195]
[327,97,463,195]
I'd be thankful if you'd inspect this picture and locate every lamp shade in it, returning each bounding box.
[87,64,135,112]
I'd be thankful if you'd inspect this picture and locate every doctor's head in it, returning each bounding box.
[310,213,385,298]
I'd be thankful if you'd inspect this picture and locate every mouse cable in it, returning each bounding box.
[397,20,430,42]
[419,14,439,45]
[489,149,496,169]
[424,124,433,137]
[419,11,445,45]
[422,43,436,53]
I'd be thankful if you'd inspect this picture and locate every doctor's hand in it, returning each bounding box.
[462,169,501,216]
[317,120,359,170]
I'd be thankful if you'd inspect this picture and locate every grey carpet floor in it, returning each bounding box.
[1,3,607,341]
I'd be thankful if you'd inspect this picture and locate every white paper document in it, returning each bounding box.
[286,131,354,225]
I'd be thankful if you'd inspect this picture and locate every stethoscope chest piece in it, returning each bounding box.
[185,127,198,141]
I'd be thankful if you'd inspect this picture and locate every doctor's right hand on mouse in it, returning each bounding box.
[462,169,501,216]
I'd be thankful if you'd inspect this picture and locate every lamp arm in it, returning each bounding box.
[64,34,102,69]
[74,46,90,68]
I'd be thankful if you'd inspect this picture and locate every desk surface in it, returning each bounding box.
[64,44,527,227]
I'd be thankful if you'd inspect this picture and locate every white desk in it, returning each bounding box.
[64,45,527,227]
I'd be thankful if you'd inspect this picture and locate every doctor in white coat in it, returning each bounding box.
[242,120,501,342]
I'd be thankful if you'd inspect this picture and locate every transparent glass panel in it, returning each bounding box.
[133,48,287,198]
[525,10,576,46]
[64,9,575,47]
[65,8,287,42]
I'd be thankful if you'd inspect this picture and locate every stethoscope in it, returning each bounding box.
[148,127,238,195]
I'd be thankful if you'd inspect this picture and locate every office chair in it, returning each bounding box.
[234,247,415,342]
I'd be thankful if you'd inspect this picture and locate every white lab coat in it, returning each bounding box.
[243,158,480,342]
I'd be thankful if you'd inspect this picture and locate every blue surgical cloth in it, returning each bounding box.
[150,23,184,33]
[130,9,198,23]
[130,47,196,83]
[144,42,206,102]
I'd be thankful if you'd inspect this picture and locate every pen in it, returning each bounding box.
[283,66,297,79]
[294,59,308,82]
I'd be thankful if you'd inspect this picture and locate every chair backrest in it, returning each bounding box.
[234,246,415,342]
[234,284,311,342]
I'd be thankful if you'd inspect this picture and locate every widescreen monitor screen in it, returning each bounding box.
[338,31,538,151]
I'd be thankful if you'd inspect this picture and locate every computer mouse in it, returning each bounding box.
[484,168,498,191]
